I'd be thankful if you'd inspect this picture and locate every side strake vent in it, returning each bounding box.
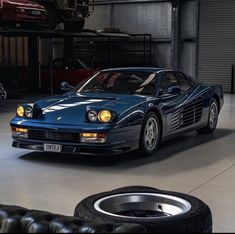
[170,99,203,131]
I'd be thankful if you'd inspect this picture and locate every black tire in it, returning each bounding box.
[45,6,59,29]
[111,186,161,193]
[138,112,161,157]
[74,186,212,233]
[64,19,85,32]
[197,98,219,134]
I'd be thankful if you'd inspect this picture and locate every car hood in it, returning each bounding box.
[34,92,153,125]
[4,0,45,9]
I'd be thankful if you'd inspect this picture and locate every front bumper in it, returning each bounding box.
[12,139,138,156]
[2,10,46,23]
[10,117,141,155]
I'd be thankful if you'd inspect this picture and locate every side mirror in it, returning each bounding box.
[167,86,181,95]
[60,82,74,92]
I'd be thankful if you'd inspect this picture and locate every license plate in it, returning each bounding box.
[31,10,41,16]
[43,143,62,152]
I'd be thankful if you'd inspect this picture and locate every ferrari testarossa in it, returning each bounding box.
[10,68,224,156]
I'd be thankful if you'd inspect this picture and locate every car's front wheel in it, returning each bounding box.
[138,112,161,156]
[197,98,219,134]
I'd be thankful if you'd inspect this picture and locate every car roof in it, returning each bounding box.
[101,67,165,73]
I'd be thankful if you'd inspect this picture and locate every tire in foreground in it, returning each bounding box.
[74,186,212,233]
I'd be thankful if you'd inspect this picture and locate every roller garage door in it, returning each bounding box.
[198,0,235,92]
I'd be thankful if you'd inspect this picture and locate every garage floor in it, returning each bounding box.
[0,94,235,232]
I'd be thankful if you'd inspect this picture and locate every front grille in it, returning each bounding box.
[28,130,80,143]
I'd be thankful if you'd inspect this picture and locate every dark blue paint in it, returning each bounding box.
[10,68,224,155]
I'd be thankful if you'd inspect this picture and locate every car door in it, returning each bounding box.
[157,71,188,135]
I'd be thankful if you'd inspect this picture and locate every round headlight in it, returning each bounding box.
[98,110,112,123]
[16,106,24,117]
[25,106,33,118]
[88,110,98,122]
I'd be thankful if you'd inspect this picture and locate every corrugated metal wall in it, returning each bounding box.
[0,36,51,67]
[198,0,235,92]
[0,36,28,66]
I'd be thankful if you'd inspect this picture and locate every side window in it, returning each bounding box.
[176,72,192,92]
[160,72,180,91]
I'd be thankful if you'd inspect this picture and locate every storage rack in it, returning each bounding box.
[0,26,152,94]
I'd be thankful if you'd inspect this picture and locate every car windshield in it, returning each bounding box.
[74,71,156,95]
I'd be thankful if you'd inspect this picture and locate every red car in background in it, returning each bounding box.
[41,58,98,91]
[0,0,46,26]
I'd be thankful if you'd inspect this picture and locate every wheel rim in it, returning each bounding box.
[144,117,159,151]
[209,102,218,129]
[94,193,191,220]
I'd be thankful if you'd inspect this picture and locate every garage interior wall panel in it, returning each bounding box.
[85,5,112,30]
[180,42,196,77]
[0,36,28,66]
[111,2,172,38]
[86,1,198,73]
[85,1,172,68]
[180,0,197,78]
[198,0,235,92]
[181,0,197,38]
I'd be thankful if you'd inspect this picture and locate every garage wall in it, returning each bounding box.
[0,0,199,80]
[85,0,172,68]
[86,0,198,77]
[0,36,28,66]
[198,0,235,92]
[180,0,198,77]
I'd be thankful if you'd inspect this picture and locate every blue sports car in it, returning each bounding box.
[10,68,224,156]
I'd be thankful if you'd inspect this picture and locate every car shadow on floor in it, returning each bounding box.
[19,128,234,173]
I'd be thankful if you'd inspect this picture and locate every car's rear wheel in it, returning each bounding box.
[138,112,161,157]
[197,98,219,134]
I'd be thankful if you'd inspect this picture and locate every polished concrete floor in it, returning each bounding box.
[0,94,235,232]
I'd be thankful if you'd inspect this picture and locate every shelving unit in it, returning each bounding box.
[0,27,152,94]
[73,33,152,68]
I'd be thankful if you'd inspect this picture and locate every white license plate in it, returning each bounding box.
[31,10,41,16]
[43,143,62,152]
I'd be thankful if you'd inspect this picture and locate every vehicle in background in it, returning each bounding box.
[32,0,94,31]
[0,83,6,105]
[0,0,46,26]
[41,58,97,91]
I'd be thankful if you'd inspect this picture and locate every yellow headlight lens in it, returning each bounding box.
[16,106,24,117]
[98,110,112,123]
